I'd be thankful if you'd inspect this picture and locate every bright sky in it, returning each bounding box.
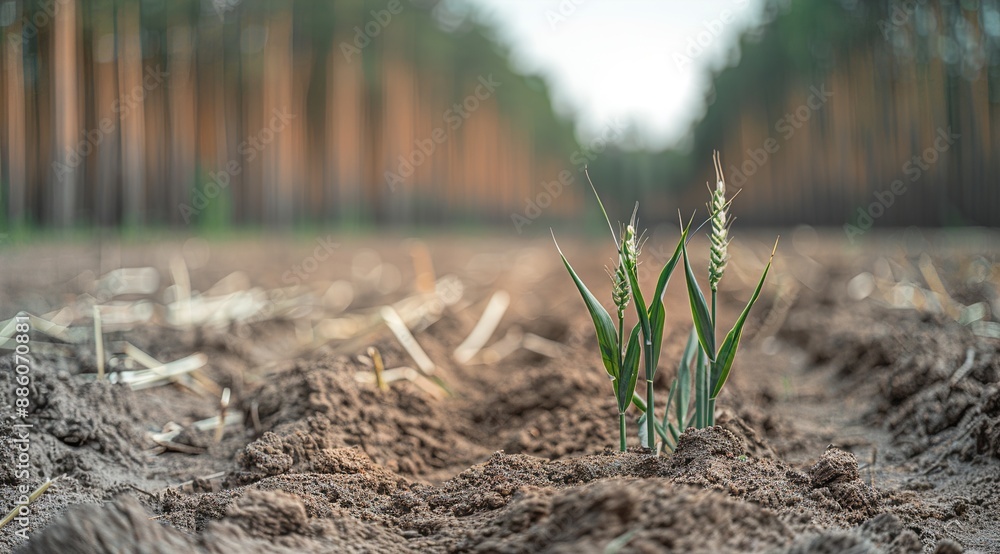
[458,0,765,149]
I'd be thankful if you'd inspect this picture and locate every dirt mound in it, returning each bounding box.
[781,513,923,553]
[462,323,622,459]
[0,353,148,481]
[235,354,490,482]
[464,479,795,553]
[666,427,882,526]
[783,302,1000,463]
[0,353,152,553]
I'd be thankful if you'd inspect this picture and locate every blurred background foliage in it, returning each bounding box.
[0,0,997,234]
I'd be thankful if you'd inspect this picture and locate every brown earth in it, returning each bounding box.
[0,231,998,553]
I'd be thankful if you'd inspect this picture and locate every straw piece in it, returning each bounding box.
[124,342,163,369]
[114,353,208,390]
[214,388,231,444]
[917,254,959,318]
[453,290,510,364]
[250,400,262,434]
[162,472,226,492]
[971,320,1000,339]
[949,348,976,386]
[0,479,55,530]
[354,366,446,399]
[29,313,76,343]
[380,306,435,374]
[479,325,524,365]
[368,346,387,391]
[93,306,105,380]
[149,422,184,443]
[189,370,223,397]
[521,333,565,358]
[151,438,206,455]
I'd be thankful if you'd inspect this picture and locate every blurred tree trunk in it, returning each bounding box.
[93,17,120,226]
[5,13,27,225]
[52,0,79,227]
[117,1,145,226]
[262,8,294,226]
[167,25,197,226]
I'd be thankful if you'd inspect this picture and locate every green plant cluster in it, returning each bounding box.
[553,154,777,453]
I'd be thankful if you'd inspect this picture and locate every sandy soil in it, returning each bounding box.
[0,231,997,553]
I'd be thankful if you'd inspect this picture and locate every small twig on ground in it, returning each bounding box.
[521,333,565,358]
[161,471,226,493]
[0,478,55,530]
[380,306,435,374]
[453,290,510,364]
[127,483,159,501]
[113,353,208,390]
[93,306,105,380]
[151,439,206,455]
[214,388,231,444]
[353,366,446,399]
[476,325,524,365]
[368,346,387,391]
[250,400,262,435]
[124,342,162,369]
[949,348,977,386]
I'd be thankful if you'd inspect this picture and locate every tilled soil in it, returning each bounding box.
[1,234,997,553]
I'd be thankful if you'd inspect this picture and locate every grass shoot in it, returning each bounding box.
[660,152,778,450]
[554,153,777,454]
[552,170,687,451]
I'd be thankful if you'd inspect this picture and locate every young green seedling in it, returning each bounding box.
[680,152,778,428]
[552,231,641,451]
[553,170,687,451]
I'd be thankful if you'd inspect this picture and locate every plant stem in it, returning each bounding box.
[619,412,627,452]
[709,289,717,427]
[645,379,655,449]
[695,352,706,428]
[617,314,624,363]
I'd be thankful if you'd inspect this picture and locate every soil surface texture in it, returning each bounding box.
[1,232,998,553]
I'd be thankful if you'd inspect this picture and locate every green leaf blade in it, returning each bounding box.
[622,256,650,340]
[619,324,642,413]
[553,234,621,381]
[646,226,688,374]
[711,239,777,398]
[674,327,698,429]
[682,240,716,360]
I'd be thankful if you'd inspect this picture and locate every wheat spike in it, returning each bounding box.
[708,151,730,292]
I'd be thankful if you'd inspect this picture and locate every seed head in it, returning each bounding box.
[708,152,730,291]
[608,264,630,318]
[622,224,640,269]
